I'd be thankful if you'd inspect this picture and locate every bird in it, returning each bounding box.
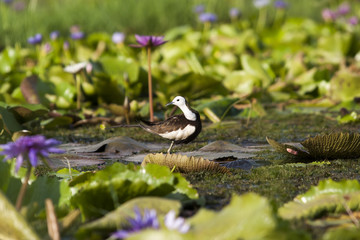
[113,96,202,154]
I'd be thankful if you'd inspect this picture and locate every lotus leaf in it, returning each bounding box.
[0,47,18,74]
[142,153,231,174]
[189,193,308,240]
[77,197,181,239]
[329,68,360,102]
[223,70,258,95]
[316,32,353,64]
[0,102,48,135]
[163,73,227,99]
[0,191,40,240]
[70,163,198,219]
[279,179,360,220]
[100,55,140,83]
[267,132,360,160]
[241,54,272,87]
[322,227,360,240]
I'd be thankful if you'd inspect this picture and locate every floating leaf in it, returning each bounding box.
[77,197,181,239]
[142,153,231,174]
[0,47,17,74]
[0,105,23,134]
[70,163,197,220]
[241,54,272,87]
[329,68,360,102]
[223,70,258,95]
[279,179,360,220]
[0,191,40,240]
[322,227,360,240]
[164,73,227,99]
[266,133,360,160]
[189,193,308,240]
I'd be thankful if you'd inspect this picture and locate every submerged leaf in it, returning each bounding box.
[279,179,360,220]
[142,153,231,174]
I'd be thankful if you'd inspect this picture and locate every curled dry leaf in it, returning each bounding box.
[267,132,360,160]
[142,153,231,174]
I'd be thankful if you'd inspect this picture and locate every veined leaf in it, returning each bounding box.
[279,179,360,220]
[70,163,198,220]
[0,191,40,240]
[189,193,308,240]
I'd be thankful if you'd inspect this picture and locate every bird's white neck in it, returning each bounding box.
[178,104,197,121]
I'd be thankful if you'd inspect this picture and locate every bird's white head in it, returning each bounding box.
[166,96,197,121]
[166,96,187,107]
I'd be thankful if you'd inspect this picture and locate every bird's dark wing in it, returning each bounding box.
[140,114,189,134]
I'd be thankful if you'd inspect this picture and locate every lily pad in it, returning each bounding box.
[70,163,198,219]
[0,191,40,240]
[279,179,360,220]
[189,193,308,240]
[142,153,231,174]
[77,197,181,239]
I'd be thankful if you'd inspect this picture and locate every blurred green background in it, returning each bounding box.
[0,0,347,46]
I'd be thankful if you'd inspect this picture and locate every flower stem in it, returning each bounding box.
[147,47,154,122]
[75,73,81,110]
[257,7,267,32]
[16,166,32,210]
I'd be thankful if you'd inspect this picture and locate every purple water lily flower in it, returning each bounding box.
[50,31,60,40]
[130,34,167,48]
[111,208,159,239]
[337,2,350,16]
[193,4,205,14]
[274,0,288,9]
[348,16,359,26]
[27,33,42,45]
[63,41,70,51]
[71,31,85,40]
[198,12,217,23]
[0,135,64,172]
[112,32,125,44]
[229,8,241,19]
[322,8,337,22]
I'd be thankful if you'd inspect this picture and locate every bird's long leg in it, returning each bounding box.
[167,141,174,154]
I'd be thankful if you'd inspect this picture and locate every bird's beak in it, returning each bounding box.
[165,101,173,107]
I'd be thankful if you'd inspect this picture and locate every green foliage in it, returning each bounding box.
[0,102,48,136]
[77,197,182,239]
[70,163,198,220]
[188,193,308,240]
[279,179,360,220]
[0,191,40,240]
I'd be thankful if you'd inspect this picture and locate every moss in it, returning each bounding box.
[185,159,360,210]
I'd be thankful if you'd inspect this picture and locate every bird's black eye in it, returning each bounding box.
[177,99,179,101]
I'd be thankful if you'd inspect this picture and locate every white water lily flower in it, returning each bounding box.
[64,62,88,74]
[164,210,190,234]
[253,0,270,8]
